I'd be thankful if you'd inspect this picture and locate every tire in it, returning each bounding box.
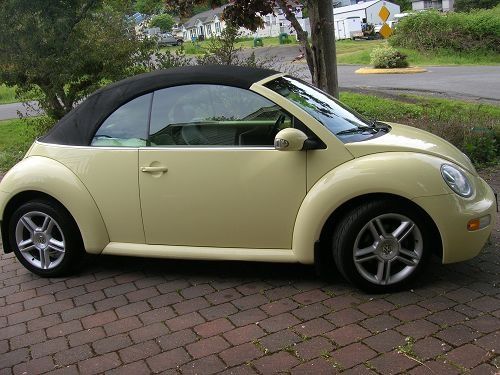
[8,199,85,277]
[331,199,433,293]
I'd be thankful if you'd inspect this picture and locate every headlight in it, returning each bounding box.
[441,164,473,198]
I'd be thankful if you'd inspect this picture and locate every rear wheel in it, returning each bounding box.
[9,200,85,277]
[332,200,433,292]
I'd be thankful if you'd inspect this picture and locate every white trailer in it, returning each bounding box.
[336,17,364,40]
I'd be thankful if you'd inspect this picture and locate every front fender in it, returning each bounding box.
[0,156,109,254]
[292,152,450,264]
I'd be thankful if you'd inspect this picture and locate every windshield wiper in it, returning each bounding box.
[335,127,376,136]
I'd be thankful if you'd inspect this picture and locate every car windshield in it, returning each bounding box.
[265,76,381,142]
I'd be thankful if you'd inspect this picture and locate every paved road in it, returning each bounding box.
[0,169,498,374]
[0,101,40,121]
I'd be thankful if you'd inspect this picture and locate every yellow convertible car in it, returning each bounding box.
[0,66,496,292]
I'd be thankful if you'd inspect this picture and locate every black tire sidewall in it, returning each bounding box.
[9,200,83,277]
[332,200,433,293]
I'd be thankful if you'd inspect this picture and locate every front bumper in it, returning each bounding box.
[413,176,497,264]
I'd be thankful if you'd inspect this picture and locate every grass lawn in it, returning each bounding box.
[0,85,17,105]
[1,94,497,173]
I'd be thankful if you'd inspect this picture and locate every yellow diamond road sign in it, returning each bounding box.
[379,23,393,38]
[379,5,390,22]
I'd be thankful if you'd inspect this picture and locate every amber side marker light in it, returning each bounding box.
[467,215,491,231]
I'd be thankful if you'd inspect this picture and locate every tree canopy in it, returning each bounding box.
[455,0,499,11]
[150,13,176,31]
[0,0,154,119]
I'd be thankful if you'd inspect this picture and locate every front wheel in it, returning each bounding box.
[9,199,85,277]
[332,200,434,292]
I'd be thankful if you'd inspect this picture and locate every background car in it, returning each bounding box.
[0,66,496,292]
[158,32,183,46]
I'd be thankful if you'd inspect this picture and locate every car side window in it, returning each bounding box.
[149,84,292,147]
[91,93,152,147]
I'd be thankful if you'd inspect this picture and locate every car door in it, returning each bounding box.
[138,84,307,249]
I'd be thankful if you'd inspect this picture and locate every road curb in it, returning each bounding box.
[355,67,427,74]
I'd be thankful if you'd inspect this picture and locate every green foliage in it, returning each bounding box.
[150,13,175,31]
[370,45,409,68]
[0,85,17,105]
[134,0,163,14]
[390,7,500,53]
[455,0,500,12]
[390,0,413,11]
[0,1,155,120]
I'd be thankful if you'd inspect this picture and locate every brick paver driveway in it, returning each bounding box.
[1,170,498,374]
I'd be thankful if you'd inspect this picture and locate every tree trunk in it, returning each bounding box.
[276,0,339,98]
[308,0,339,98]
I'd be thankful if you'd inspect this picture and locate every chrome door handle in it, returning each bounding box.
[141,166,168,173]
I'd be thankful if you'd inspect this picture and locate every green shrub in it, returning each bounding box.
[390,6,500,53]
[149,13,175,32]
[370,45,409,68]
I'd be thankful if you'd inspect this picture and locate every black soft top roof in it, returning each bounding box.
[41,65,279,146]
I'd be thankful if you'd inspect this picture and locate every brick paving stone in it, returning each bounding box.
[219,342,263,366]
[385,292,423,307]
[31,337,68,358]
[445,288,482,303]
[396,319,440,339]
[115,301,150,319]
[181,355,227,375]
[427,310,467,326]
[129,322,169,343]
[445,344,490,369]
[7,307,41,325]
[166,312,205,331]
[219,364,258,375]
[290,357,337,375]
[103,283,137,298]
[232,294,268,310]
[361,314,401,333]
[81,310,117,329]
[265,286,298,301]
[469,363,497,375]
[326,324,371,347]
[292,290,329,305]
[118,340,161,363]
[236,281,271,296]
[194,317,234,338]
[464,315,500,333]
[0,348,30,368]
[186,335,230,359]
[125,286,159,302]
[78,352,121,375]
[325,307,367,326]
[436,324,481,346]
[61,304,96,322]
[330,342,377,369]
[95,296,129,312]
[146,348,191,372]
[106,361,151,375]
[292,302,331,320]
[413,336,450,360]
[9,329,46,349]
[93,334,132,355]
[341,364,376,374]
[322,295,361,310]
[46,365,80,375]
[139,306,175,325]
[46,320,83,338]
[103,316,142,336]
[467,296,500,312]
[362,329,406,353]
[228,308,267,327]
[453,304,482,318]
[157,329,198,351]
[68,327,106,347]
[293,318,335,337]
[200,303,239,321]
[259,313,301,333]
[409,360,461,374]
[223,324,266,346]
[368,351,417,374]
[42,299,74,315]
[173,297,210,315]
[0,323,26,340]
[294,336,334,360]
[390,305,430,321]
[253,352,300,375]
[55,286,87,301]
[181,284,215,299]
[156,279,190,294]
[476,332,499,352]
[260,298,299,316]
[259,329,302,353]
[23,294,56,310]
[54,345,94,366]
[358,299,395,316]
[206,288,243,304]
[12,356,55,375]
[6,289,36,305]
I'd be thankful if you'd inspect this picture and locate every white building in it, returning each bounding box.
[333,0,401,25]
[411,0,454,11]
[181,4,305,40]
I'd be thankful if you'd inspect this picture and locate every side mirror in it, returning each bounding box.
[274,128,308,151]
